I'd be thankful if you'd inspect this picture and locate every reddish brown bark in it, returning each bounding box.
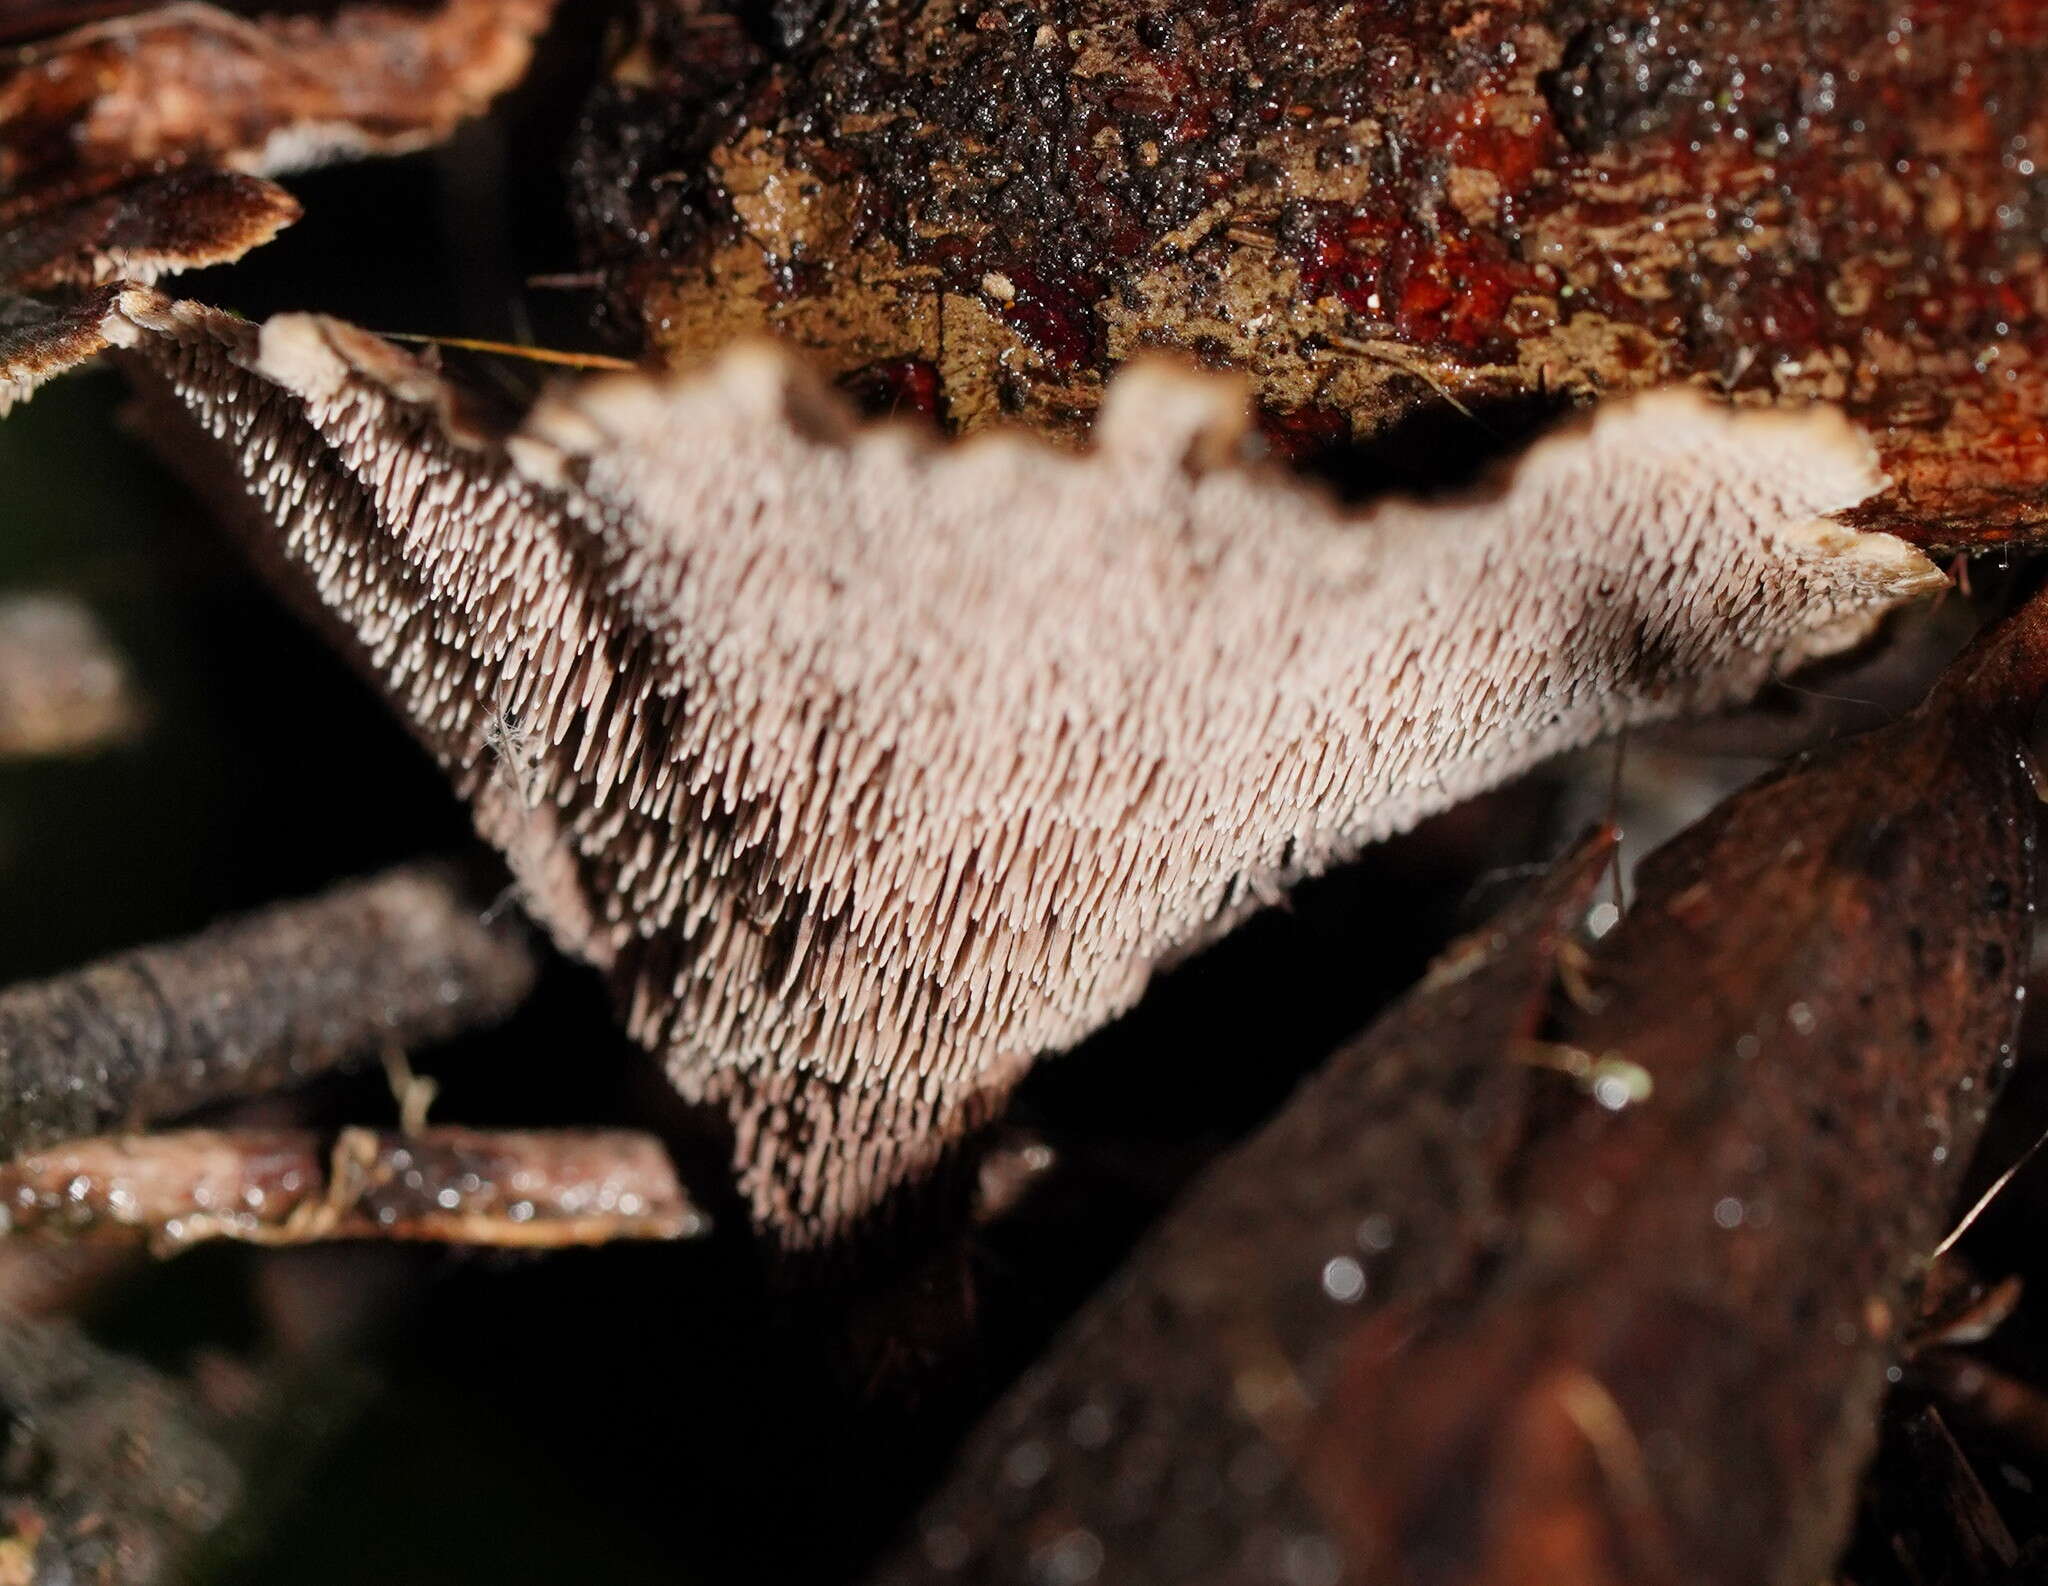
[574,0,2048,549]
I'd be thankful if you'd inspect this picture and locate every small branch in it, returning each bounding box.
[0,864,536,1156]
[0,1127,704,1249]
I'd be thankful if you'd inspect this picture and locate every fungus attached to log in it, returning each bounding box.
[82,282,1943,1250]
[0,0,558,386]
[572,0,2048,548]
[0,169,301,293]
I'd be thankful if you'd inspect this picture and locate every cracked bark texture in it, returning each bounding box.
[90,285,1939,1246]
[572,0,2048,549]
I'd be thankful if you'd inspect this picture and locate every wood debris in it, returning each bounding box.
[0,1126,704,1249]
[0,862,536,1157]
[0,1312,241,1586]
[0,592,135,758]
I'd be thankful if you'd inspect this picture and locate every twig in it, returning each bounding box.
[1931,1121,2048,1260]
[375,331,637,371]
[0,1127,705,1249]
[0,863,536,1156]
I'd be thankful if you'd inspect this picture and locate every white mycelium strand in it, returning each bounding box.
[106,288,1939,1244]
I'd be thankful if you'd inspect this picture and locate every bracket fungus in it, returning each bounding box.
[0,0,560,405]
[0,0,558,195]
[62,282,1941,1250]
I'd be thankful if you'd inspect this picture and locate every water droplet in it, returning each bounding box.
[1321,1256,1366,1303]
[1712,1196,1745,1230]
[1033,1529,1103,1586]
[1004,1440,1050,1488]
[1068,1402,1112,1449]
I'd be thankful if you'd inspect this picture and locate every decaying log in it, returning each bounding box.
[84,284,1941,1248]
[881,590,2048,1585]
[573,0,2048,549]
[0,592,135,758]
[0,1126,705,1248]
[0,863,536,1158]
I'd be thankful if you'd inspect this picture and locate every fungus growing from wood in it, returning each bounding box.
[78,284,1943,1249]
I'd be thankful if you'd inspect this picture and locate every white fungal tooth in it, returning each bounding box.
[98,286,1939,1248]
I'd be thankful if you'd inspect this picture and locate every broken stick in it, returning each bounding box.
[0,863,536,1156]
[0,1126,703,1249]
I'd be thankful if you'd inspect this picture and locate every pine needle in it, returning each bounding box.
[377,332,637,372]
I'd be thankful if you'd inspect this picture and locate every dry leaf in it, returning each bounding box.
[76,284,1942,1247]
[572,0,2048,550]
